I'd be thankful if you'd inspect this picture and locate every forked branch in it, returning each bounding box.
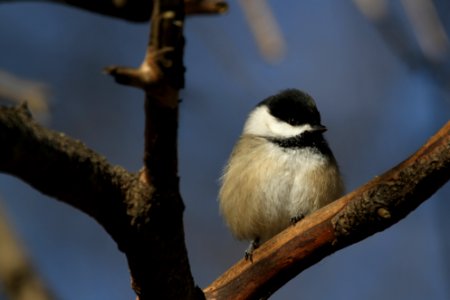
[105,0,199,299]
[0,0,200,298]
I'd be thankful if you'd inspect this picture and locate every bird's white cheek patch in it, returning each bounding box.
[267,121,312,138]
[243,105,313,138]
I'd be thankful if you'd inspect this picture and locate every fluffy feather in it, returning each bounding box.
[219,89,344,247]
[219,135,343,242]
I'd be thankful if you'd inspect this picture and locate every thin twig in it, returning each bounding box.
[185,0,228,15]
[238,0,286,63]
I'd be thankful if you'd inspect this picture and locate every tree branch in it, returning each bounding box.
[0,1,200,289]
[1,0,205,298]
[204,121,450,300]
[0,101,199,299]
[0,0,227,21]
[0,0,152,22]
[185,0,228,15]
[106,0,185,188]
[106,0,201,299]
[0,104,133,224]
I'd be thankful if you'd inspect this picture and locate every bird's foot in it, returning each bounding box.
[244,238,260,262]
[290,214,305,225]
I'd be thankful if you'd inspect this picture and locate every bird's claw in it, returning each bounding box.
[290,214,305,224]
[244,238,260,262]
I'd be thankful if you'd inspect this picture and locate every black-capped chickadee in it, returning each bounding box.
[219,89,344,260]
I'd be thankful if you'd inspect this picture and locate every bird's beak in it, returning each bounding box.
[311,125,327,133]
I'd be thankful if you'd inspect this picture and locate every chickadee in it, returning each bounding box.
[219,89,344,260]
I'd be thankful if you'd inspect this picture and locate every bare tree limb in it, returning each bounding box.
[0,104,132,223]
[0,0,199,293]
[0,0,152,22]
[106,0,201,299]
[184,0,227,15]
[106,0,185,188]
[204,121,450,300]
[0,0,208,298]
[0,101,199,299]
[0,0,227,21]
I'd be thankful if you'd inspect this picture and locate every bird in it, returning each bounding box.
[219,89,344,261]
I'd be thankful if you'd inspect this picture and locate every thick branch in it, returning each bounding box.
[0,103,199,299]
[106,0,199,299]
[0,0,227,21]
[204,121,450,300]
[1,0,200,298]
[0,0,152,22]
[0,104,150,260]
[1,0,217,299]
[0,104,133,225]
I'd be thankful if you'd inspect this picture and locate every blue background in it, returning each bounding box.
[0,1,449,299]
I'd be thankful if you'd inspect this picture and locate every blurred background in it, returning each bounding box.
[0,0,449,299]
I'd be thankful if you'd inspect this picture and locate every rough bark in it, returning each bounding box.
[105,0,200,299]
[0,0,202,298]
[0,0,227,21]
[0,102,198,299]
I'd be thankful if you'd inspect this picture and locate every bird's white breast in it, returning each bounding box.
[219,135,343,242]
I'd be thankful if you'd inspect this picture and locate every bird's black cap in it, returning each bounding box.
[258,89,322,126]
